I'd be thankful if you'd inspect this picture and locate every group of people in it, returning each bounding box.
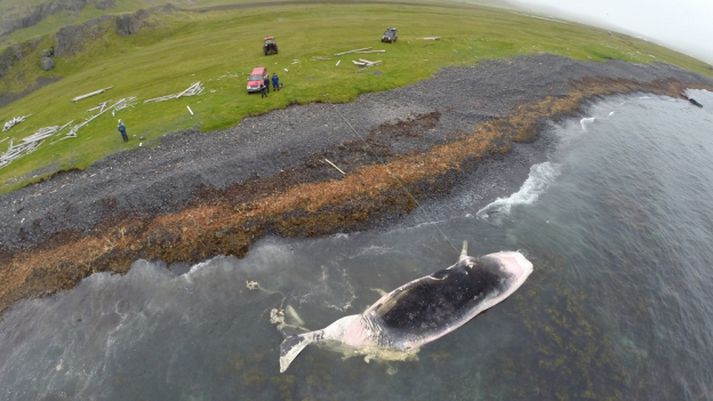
[261,72,281,98]
[117,72,284,142]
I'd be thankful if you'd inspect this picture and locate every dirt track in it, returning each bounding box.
[1,54,712,314]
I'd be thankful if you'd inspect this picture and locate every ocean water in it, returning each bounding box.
[1,90,713,400]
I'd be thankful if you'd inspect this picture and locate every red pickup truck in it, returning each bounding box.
[247,67,267,93]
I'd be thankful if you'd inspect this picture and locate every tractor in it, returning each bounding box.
[263,36,278,55]
[381,27,397,43]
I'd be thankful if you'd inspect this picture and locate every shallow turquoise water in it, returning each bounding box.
[1,90,712,400]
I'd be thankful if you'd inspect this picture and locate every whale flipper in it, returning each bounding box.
[279,330,322,373]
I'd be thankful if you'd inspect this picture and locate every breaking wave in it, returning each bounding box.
[580,117,596,131]
[476,162,561,222]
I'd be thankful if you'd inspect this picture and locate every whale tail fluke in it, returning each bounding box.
[459,241,469,261]
[279,330,321,373]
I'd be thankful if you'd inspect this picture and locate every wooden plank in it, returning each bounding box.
[72,87,112,102]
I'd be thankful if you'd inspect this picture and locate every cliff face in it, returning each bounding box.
[0,38,42,78]
[0,0,116,37]
[0,6,165,101]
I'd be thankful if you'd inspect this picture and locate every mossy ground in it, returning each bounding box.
[1,2,711,193]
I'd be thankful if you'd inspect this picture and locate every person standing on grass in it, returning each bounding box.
[263,76,270,94]
[271,73,280,91]
[260,82,268,98]
[117,119,128,142]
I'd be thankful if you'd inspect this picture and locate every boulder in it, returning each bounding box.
[40,56,55,71]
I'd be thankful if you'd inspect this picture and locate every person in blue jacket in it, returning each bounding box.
[117,119,128,142]
[271,73,280,91]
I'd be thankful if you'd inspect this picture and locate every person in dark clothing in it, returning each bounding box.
[260,82,268,98]
[263,77,270,94]
[271,73,280,91]
[117,119,128,142]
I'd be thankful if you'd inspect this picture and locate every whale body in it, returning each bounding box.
[279,243,533,372]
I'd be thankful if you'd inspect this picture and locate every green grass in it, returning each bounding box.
[0,2,711,193]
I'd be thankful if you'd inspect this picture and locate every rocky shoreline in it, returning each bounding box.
[1,54,712,315]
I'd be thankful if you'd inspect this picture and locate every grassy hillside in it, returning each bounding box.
[0,2,711,193]
[0,0,506,49]
[0,0,247,47]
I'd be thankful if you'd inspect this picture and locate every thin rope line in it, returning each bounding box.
[331,104,459,254]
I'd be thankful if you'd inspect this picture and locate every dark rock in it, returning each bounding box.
[0,38,41,78]
[54,16,112,57]
[115,8,157,36]
[40,47,54,58]
[115,12,144,36]
[95,0,116,10]
[40,56,55,71]
[18,7,44,31]
[688,97,703,108]
[0,0,92,36]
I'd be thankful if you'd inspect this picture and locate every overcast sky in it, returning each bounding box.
[510,0,713,65]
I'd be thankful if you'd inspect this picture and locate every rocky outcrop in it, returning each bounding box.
[1,6,173,103]
[95,0,116,10]
[0,38,41,78]
[53,7,164,56]
[115,9,150,36]
[0,0,115,37]
[54,15,113,57]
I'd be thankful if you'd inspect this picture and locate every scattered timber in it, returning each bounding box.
[111,97,137,116]
[0,121,71,169]
[2,115,30,132]
[335,47,372,56]
[187,105,194,115]
[355,49,386,54]
[324,158,346,175]
[336,60,341,67]
[87,102,108,113]
[311,56,332,61]
[422,36,441,40]
[352,58,382,67]
[72,87,113,102]
[65,97,137,138]
[144,82,204,104]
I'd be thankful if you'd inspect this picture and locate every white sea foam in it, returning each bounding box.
[183,259,215,280]
[476,162,561,222]
[580,117,596,131]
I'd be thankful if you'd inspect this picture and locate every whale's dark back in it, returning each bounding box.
[369,256,510,339]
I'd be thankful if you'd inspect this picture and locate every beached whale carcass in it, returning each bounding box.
[279,242,533,372]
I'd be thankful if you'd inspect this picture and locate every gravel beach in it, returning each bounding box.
[0,54,711,313]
